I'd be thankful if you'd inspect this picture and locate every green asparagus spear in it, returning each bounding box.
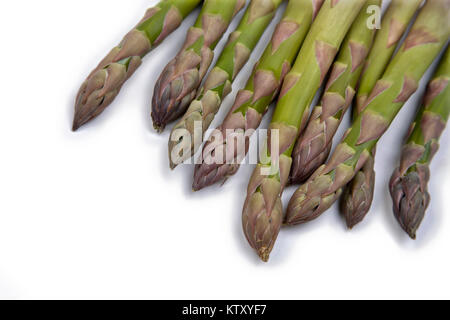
[168,0,283,169]
[341,0,423,228]
[151,0,246,132]
[73,0,202,131]
[356,0,423,112]
[242,0,366,262]
[286,0,450,226]
[290,0,381,184]
[193,0,324,191]
[390,47,450,239]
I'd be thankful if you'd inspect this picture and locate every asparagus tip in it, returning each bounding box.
[169,161,177,170]
[152,119,165,133]
[192,183,201,192]
[345,214,362,230]
[155,127,164,134]
[72,118,82,132]
[258,248,270,263]
[192,174,211,192]
[406,228,417,240]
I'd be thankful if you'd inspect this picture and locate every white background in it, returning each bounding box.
[0,0,449,299]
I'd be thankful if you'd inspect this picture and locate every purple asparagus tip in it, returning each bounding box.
[389,168,430,240]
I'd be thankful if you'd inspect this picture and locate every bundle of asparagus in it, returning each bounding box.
[390,47,450,239]
[73,0,202,131]
[242,0,366,262]
[168,0,283,169]
[193,0,324,190]
[286,0,450,227]
[151,0,246,132]
[74,1,450,263]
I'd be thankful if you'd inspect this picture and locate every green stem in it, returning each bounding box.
[272,0,366,144]
[356,0,423,112]
[290,0,380,183]
[389,47,450,239]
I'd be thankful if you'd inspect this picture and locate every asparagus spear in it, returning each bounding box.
[193,0,324,191]
[356,0,423,112]
[72,0,202,131]
[242,0,366,262]
[168,0,283,169]
[151,0,246,132]
[390,47,450,239]
[286,0,450,226]
[289,0,381,185]
[341,0,423,228]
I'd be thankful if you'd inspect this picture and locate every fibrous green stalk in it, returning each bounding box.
[242,0,366,262]
[290,0,381,185]
[151,0,246,132]
[341,0,423,228]
[390,47,450,239]
[356,0,423,112]
[193,0,325,191]
[73,0,202,131]
[286,0,450,226]
[168,0,283,169]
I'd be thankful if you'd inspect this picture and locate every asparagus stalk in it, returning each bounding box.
[286,0,450,226]
[151,0,246,132]
[341,0,423,228]
[390,47,450,239]
[356,0,423,112]
[168,0,283,169]
[242,0,366,262]
[193,0,324,191]
[289,0,381,184]
[72,0,202,131]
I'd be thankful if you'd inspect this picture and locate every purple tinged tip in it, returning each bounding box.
[72,121,80,132]
[390,168,429,240]
[72,114,87,132]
